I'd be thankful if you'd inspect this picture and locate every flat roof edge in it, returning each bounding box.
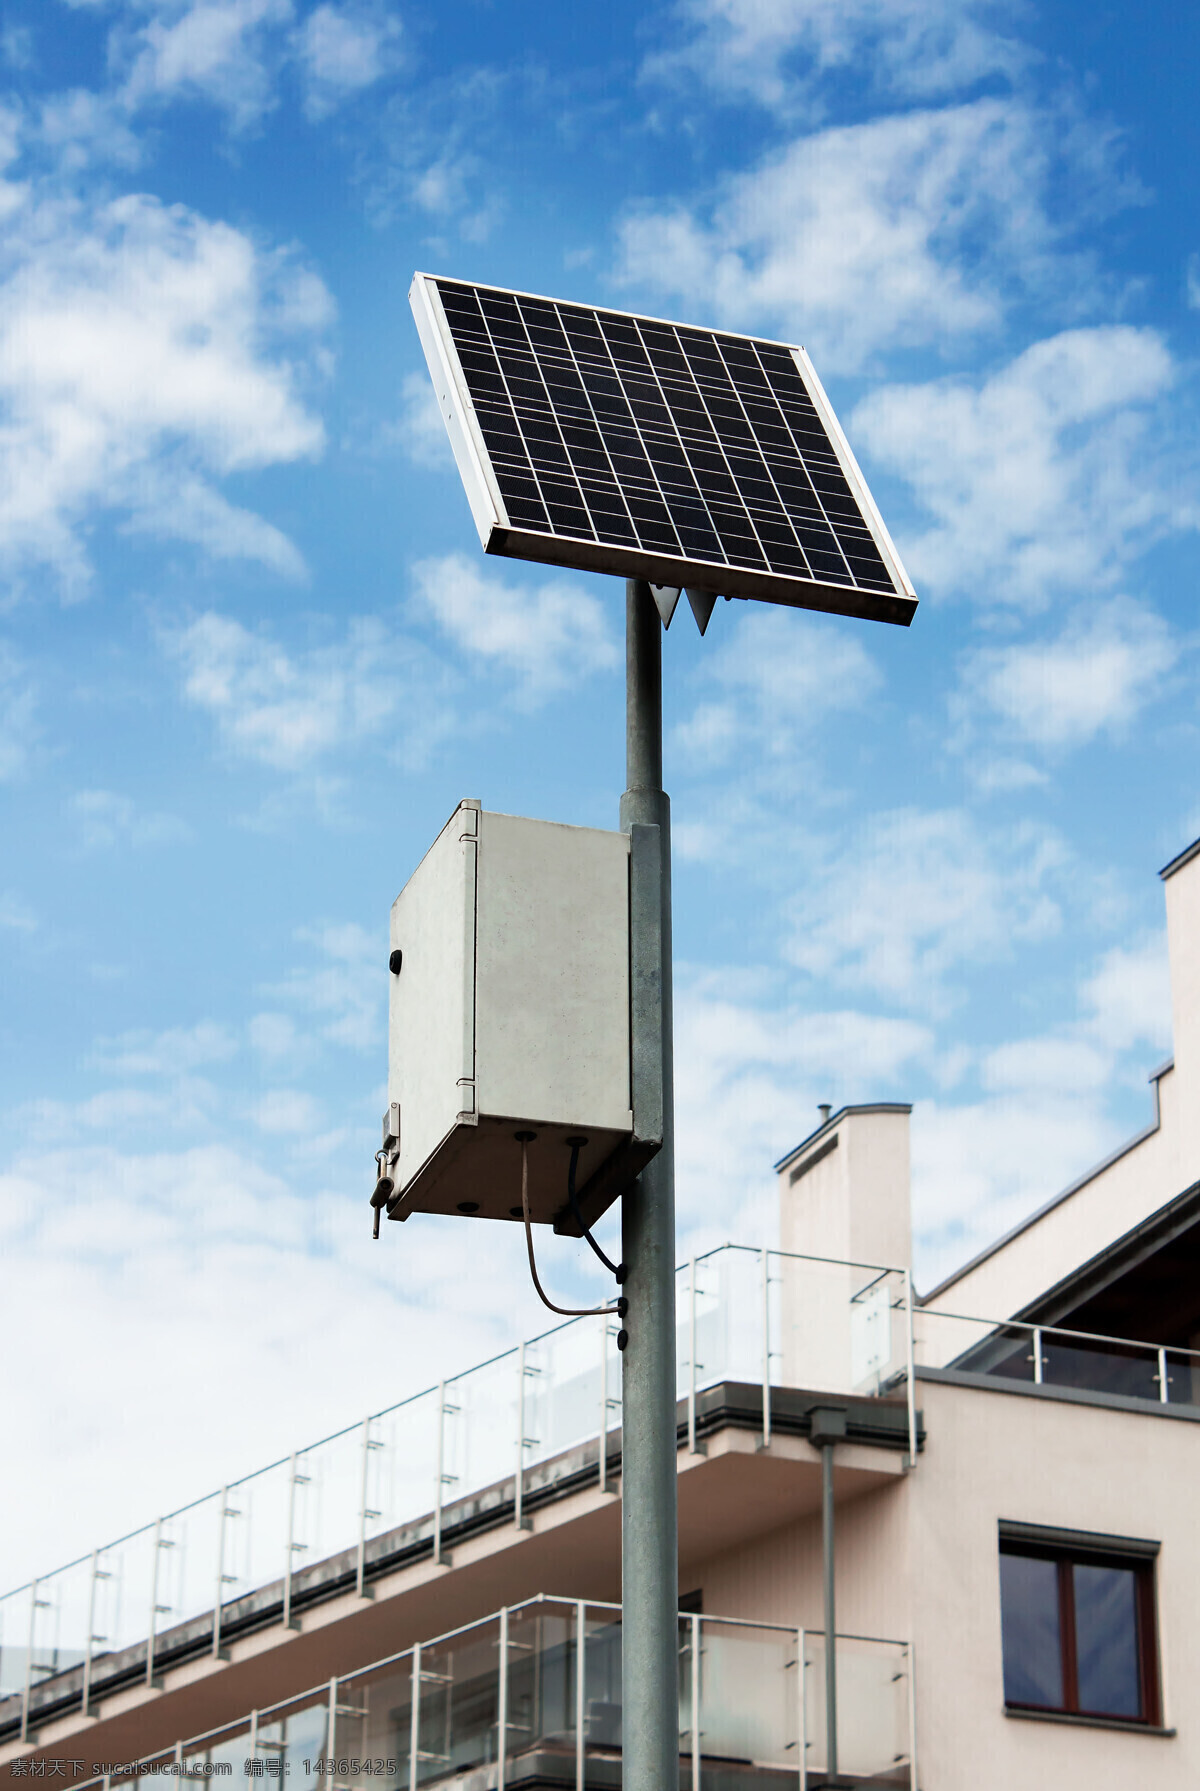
[774,1102,913,1173]
[1159,834,1200,880]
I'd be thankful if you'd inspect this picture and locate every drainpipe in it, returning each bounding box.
[810,1407,848,1788]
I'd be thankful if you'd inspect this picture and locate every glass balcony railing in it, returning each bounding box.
[0,1244,917,1737]
[59,1597,917,1791]
[915,1306,1200,1408]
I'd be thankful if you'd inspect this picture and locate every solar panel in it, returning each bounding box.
[410,274,917,628]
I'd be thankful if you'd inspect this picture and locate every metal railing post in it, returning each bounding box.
[147,1520,166,1688]
[690,1612,701,1791]
[357,1416,381,1598]
[1032,1328,1044,1385]
[797,1628,807,1791]
[283,1453,302,1630]
[82,1552,99,1717]
[575,1600,586,1791]
[497,1608,509,1791]
[903,1269,917,1470]
[761,1248,772,1449]
[434,1383,447,1565]
[688,1257,698,1454]
[326,1677,337,1787]
[408,1645,421,1791]
[213,1487,230,1659]
[515,1347,528,1532]
[20,1577,39,1742]
[249,1708,259,1762]
[599,1323,609,1494]
[1158,1346,1170,1405]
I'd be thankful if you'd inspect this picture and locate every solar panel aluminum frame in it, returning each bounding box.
[410,272,917,628]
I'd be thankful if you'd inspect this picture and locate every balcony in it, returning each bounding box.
[915,1306,1200,1409]
[0,1246,917,1748]
[61,1597,916,1791]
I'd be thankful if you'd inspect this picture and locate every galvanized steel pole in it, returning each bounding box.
[620,577,680,1791]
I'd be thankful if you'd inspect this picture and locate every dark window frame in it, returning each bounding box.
[998,1525,1161,1726]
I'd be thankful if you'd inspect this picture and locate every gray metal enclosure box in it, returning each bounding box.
[387,801,653,1230]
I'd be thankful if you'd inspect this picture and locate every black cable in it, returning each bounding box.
[565,1138,625,1282]
[518,1135,619,1319]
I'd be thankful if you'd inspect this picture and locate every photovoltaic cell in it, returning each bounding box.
[410,274,916,627]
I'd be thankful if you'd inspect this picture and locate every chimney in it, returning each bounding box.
[776,1103,913,1270]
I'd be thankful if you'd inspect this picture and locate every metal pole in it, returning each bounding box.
[821,1445,838,1788]
[619,577,679,1791]
[1032,1328,1044,1385]
[1158,1346,1170,1405]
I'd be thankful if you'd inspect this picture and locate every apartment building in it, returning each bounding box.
[4,834,1200,1789]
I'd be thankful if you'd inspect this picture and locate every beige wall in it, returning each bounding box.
[779,1107,912,1270]
[909,1378,1196,1789]
[674,1379,1197,1789]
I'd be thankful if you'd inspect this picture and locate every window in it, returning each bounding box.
[998,1523,1161,1726]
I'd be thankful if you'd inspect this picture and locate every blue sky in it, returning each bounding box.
[2,0,1199,1583]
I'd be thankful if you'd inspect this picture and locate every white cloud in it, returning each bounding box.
[910,928,1171,1282]
[617,99,1110,372]
[164,610,453,771]
[295,1,401,120]
[0,1140,556,1584]
[958,597,1178,753]
[673,973,934,1246]
[70,789,191,849]
[981,1034,1110,1096]
[854,328,1196,605]
[0,643,37,781]
[645,0,1029,115]
[0,187,329,594]
[250,1087,323,1132]
[1,24,35,70]
[673,605,882,768]
[1079,932,1172,1056]
[89,1020,239,1076]
[384,370,453,469]
[411,552,619,705]
[783,807,1068,1009]
[912,1089,1127,1288]
[267,920,383,1052]
[120,0,295,131]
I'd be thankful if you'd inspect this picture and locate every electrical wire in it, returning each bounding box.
[565,1138,625,1281]
[519,1137,621,1319]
